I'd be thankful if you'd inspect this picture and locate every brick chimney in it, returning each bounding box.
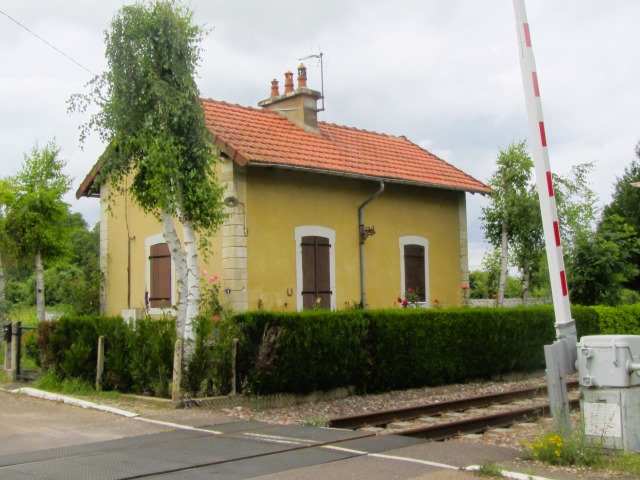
[258,63,323,133]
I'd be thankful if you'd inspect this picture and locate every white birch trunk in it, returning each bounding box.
[35,251,45,322]
[162,211,187,337]
[181,217,199,345]
[497,216,509,307]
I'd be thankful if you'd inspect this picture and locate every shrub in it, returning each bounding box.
[183,315,217,396]
[595,304,640,335]
[36,315,175,397]
[230,305,601,395]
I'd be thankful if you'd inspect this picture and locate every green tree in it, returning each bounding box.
[2,142,72,321]
[481,143,600,305]
[510,182,544,304]
[554,162,600,257]
[569,215,640,306]
[600,142,640,291]
[481,141,535,305]
[70,0,225,341]
[472,249,523,301]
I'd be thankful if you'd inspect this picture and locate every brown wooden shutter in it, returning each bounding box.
[404,244,426,302]
[301,236,332,310]
[149,243,171,308]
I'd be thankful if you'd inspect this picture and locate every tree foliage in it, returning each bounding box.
[554,162,600,256]
[481,141,536,303]
[2,141,72,320]
[70,0,226,339]
[599,142,640,292]
[569,215,640,306]
[481,141,602,304]
[71,0,224,232]
[3,142,71,263]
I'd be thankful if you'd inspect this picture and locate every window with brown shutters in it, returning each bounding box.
[149,243,171,308]
[404,244,426,302]
[301,235,332,310]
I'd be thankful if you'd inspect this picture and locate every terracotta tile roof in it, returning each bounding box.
[76,97,490,199]
[202,98,491,194]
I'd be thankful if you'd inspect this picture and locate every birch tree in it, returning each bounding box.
[481,141,534,305]
[70,0,225,342]
[2,142,71,321]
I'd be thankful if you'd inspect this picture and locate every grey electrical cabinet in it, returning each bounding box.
[577,335,640,451]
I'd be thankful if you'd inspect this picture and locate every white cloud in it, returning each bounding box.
[1,0,639,258]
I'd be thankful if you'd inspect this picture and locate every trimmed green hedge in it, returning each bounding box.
[595,305,640,335]
[35,315,176,396]
[31,305,605,397]
[229,305,601,395]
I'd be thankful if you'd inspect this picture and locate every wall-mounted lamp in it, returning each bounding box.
[360,225,376,243]
[223,195,247,236]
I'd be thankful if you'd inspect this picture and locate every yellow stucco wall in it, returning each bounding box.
[245,168,464,311]
[101,181,223,317]
[101,166,465,315]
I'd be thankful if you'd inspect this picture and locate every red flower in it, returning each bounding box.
[402,300,409,307]
[212,316,220,322]
[408,288,413,293]
[397,296,403,303]
[461,285,469,290]
[434,299,439,303]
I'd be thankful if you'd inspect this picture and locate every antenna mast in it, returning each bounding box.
[299,50,325,112]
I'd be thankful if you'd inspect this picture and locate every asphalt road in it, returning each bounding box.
[0,389,493,479]
[2,388,596,480]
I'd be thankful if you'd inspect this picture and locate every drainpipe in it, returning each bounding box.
[359,182,385,309]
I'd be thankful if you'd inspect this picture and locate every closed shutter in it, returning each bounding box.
[404,244,426,302]
[301,236,332,310]
[149,243,171,308]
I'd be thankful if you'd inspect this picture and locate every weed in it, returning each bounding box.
[474,462,503,477]
[35,371,95,395]
[301,415,329,428]
[605,451,640,477]
[523,427,603,467]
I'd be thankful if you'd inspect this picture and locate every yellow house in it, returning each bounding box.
[77,65,490,317]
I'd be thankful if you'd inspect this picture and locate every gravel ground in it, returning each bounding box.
[217,372,561,449]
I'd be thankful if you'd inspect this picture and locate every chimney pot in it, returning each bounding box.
[284,70,294,93]
[297,63,307,88]
[270,79,280,98]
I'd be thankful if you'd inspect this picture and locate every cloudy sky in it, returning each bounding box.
[1,0,638,269]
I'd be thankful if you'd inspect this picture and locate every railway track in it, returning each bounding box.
[329,381,579,441]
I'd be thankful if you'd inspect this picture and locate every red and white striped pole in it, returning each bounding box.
[513,0,576,430]
[512,0,576,348]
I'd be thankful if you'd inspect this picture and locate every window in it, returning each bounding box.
[145,234,175,314]
[295,226,336,311]
[399,236,429,304]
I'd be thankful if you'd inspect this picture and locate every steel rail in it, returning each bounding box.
[329,380,578,430]
[401,398,580,441]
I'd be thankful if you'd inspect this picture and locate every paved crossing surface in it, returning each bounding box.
[0,420,456,479]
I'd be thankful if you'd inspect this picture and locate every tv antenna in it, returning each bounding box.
[299,49,326,113]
